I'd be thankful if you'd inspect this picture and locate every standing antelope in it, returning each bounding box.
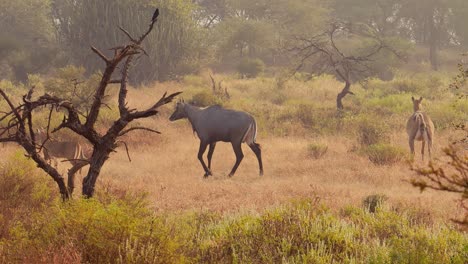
[169,101,263,178]
[406,96,435,160]
[36,129,87,169]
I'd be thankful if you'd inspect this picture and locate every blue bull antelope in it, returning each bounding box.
[169,101,263,178]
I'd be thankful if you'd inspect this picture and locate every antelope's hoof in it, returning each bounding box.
[204,171,212,178]
[259,171,264,176]
[228,173,234,177]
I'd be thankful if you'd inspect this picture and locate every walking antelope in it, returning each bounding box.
[169,101,263,177]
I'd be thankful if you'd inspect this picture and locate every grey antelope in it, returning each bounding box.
[36,129,87,169]
[169,101,263,178]
[406,97,435,160]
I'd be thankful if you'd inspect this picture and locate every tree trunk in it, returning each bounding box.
[82,147,111,198]
[336,81,351,110]
[428,9,438,71]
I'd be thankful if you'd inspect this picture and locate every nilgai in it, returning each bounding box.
[169,100,263,177]
[36,129,87,169]
[406,96,435,160]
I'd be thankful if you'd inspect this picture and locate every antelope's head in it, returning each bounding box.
[169,99,187,121]
[411,96,423,112]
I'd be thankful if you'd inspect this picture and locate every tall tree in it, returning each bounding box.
[53,0,201,82]
[0,0,59,82]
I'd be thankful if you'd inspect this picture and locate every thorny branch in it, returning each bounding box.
[411,145,468,226]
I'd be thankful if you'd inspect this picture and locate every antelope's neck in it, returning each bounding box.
[184,104,202,127]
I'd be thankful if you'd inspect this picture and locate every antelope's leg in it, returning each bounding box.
[409,137,415,157]
[428,139,432,160]
[207,142,216,171]
[248,143,263,176]
[229,142,244,177]
[197,141,210,177]
[421,140,425,161]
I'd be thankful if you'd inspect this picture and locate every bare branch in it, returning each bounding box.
[119,126,161,137]
[118,26,137,43]
[91,46,111,64]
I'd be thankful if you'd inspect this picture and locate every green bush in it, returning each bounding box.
[349,115,391,146]
[363,143,407,165]
[237,58,265,78]
[307,143,328,159]
[189,90,222,107]
[429,102,467,130]
[44,65,101,111]
[362,194,388,213]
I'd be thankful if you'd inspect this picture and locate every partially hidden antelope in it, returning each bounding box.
[406,96,435,160]
[36,129,87,169]
[169,100,263,178]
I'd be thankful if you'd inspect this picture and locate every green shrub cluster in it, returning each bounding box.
[363,143,407,165]
[346,114,391,146]
[1,155,466,263]
[307,142,328,159]
[189,90,223,107]
[237,58,265,78]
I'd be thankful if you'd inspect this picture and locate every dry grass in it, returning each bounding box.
[96,122,459,219]
[1,79,464,224]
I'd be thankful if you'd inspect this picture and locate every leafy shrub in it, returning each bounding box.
[189,90,222,107]
[237,58,265,78]
[362,194,388,213]
[307,143,328,159]
[350,115,391,146]
[44,65,101,111]
[363,143,406,165]
[429,102,467,130]
[393,78,424,94]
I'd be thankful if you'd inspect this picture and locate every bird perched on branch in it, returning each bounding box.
[152,8,159,23]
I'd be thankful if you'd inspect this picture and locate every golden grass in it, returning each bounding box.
[1,77,464,224]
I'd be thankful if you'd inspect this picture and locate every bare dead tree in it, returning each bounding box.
[289,21,406,110]
[0,9,181,199]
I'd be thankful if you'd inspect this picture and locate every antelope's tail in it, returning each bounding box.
[243,119,259,147]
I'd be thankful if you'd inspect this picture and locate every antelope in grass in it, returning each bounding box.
[406,96,435,160]
[36,129,87,169]
[169,100,263,178]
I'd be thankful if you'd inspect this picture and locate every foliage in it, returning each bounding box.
[363,143,407,165]
[189,90,222,107]
[307,142,328,159]
[350,114,391,146]
[0,0,61,82]
[362,194,388,213]
[1,163,467,264]
[52,0,201,82]
[44,65,101,111]
[237,57,265,78]
[411,145,468,226]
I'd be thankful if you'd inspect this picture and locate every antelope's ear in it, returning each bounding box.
[411,96,415,101]
[419,97,423,102]
[182,98,185,103]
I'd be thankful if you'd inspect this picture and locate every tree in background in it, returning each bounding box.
[289,22,407,110]
[0,0,63,82]
[52,0,201,82]
[208,0,328,67]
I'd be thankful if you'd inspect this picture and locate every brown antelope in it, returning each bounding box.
[406,97,435,160]
[36,129,87,169]
[169,101,263,178]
